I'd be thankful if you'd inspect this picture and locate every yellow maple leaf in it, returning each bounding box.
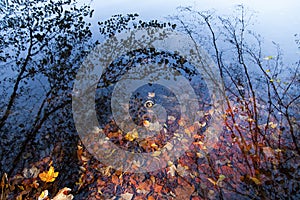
[250,176,261,185]
[125,129,139,141]
[39,166,59,183]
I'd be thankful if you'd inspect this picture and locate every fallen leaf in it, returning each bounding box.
[39,166,59,183]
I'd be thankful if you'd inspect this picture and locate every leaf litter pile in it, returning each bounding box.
[1,50,299,200]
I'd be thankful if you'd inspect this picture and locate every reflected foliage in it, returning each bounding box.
[0,1,299,200]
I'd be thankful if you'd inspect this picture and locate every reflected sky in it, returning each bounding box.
[84,0,300,65]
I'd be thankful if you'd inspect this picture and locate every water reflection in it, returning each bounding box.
[0,1,299,199]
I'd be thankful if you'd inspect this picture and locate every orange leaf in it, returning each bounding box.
[111,175,119,185]
[148,196,155,200]
[137,181,151,191]
[153,184,163,193]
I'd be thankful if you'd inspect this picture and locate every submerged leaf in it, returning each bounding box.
[250,177,262,185]
[125,129,139,141]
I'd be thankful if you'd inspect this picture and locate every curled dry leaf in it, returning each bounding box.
[52,187,74,200]
[38,190,49,200]
[23,166,40,179]
[120,192,134,200]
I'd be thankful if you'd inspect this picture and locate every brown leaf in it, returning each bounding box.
[174,178,194,200]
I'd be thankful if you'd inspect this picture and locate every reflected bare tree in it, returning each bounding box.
[0,0,93,188]
[172,5,299,199]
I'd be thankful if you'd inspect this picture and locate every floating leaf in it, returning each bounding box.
[39,166,59,183]
[269,122,277,129]
[148,92,155,98]
[263,56,273,60]
[143,120,150,127]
